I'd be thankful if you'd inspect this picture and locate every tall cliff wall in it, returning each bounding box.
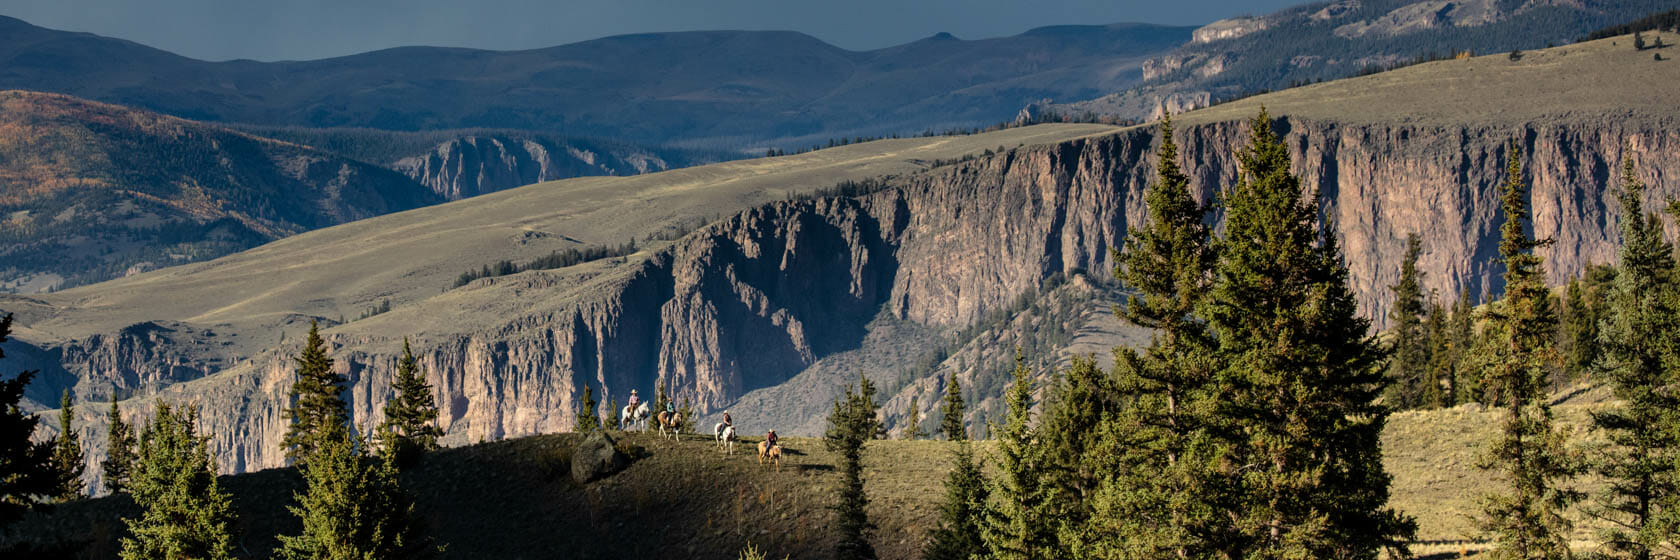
[391,136,674,199]
[33,116,1680,488]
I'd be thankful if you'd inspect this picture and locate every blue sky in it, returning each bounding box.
[3,0,1304,61]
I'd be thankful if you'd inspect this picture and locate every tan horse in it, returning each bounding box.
[757,440,782,470]
[655,410,682,440]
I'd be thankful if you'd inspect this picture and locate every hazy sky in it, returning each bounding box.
[3,0,1304,62]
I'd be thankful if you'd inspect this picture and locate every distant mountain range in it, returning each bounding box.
[0,16,1192,149]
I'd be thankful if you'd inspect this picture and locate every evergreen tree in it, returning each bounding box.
[378,338,442,468]
[1386,233,1433,409]
[120,402,236,560]
[980,353,1054,560]
[1204,109,1413,558]
[0,313,58,527]
[939,374,966,441]
[51,389,85,501]
[283,321,349,463]
[1036,355,1112,552]
[277,427,435,559]
[1559,278,1597,382]
[608,398,621,431]
[1423,295,1454,408]
[103,392,138,495]
[1589,156,1680,560]
[1071,115,1224,559]
[577,385,599,432]
[922,440,989,560]
[903,395,924,440]
[1449,291,1482,406]
[678,397,696,433]
[1475,142,1580,560]
[825,372,880,560]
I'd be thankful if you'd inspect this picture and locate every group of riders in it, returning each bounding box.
[624,389,778,450]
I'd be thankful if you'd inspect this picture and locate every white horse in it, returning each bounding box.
[621,402,650,431]
[714,422,736,454]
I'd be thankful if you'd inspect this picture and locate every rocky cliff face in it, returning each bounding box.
[391,136,674,200]
[32,116,1680,488]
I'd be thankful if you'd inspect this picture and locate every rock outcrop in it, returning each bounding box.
[570,431,629,484]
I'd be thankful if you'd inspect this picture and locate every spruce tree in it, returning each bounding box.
[939,374,966,441]
[103,392,138,495]
[1589,156,1680,560]
[923,440,989,560]
[1386,233,1433,409]
[379,338,442,467]
[608,397,621,431]
[120,402,236,560]
[1036,355,1112,552]
[277,427,435,559]
[1559,277,1598,381]
[1204,109,1413,558]
[577,385,599,432]
[1449,291,1481,406]
[283,321,349,463]
[1475,142,1580,560]
[678,397,696,433]
[980,353,1054,560]
[903,396,924,439]
[1072,114,1225,559]
[51,389,85,501]
[0,313,58,527]
[1423,295,1453,408]
[825,372,880,560]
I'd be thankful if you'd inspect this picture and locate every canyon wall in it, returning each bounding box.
[392,136,675,199]
[32,116,1680,488]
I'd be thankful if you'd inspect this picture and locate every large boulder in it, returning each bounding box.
[571,431,629,484]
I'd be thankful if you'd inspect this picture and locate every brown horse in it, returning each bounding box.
[757,440,782,470]
[655,410,681,440]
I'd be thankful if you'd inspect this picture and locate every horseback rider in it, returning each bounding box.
[665,399,676,415]
[722,410,733,429]
[626,389,641,412]
[765,429,778,449]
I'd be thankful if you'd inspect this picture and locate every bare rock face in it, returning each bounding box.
[1192,17,1271,44]
[30,116,1680,488]
[392,136,673,200]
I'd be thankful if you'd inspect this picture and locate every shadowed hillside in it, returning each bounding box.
[0,90,443,292]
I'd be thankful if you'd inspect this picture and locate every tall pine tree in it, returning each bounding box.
[940,373,966,441]
[120,402,237,560]
[825,372,881,560]
[1037,355,1112,554]
[379,338,442,467]
[1205,109,1413,558]
[1386,233,1434,409]
[0,313,58,527]
[1448,291,1481,406]
[283,321,349,463]
[1475,142,1580,560]
[103,392,138,495]
[1590,156,1680,560]
[981,352,1054,560]
[1072,115,1225,558]
[51,389,85,501]
[278,426,435,559]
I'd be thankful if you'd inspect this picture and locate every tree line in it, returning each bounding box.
[0,320,447,558]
